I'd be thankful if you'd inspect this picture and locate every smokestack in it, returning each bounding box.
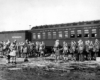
[29,25,31,29]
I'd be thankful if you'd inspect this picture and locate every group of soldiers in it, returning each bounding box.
[54,39,100,61]
[0,39,46,63]
[0,39,99,63]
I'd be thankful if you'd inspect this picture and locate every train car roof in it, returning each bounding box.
[0,30,30,34]
[31,20,100,30]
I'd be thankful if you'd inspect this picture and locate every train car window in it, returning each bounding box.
[70,30,75,38]
[37,33,41,39]
[84,30,89,37]
[42,32,46,39]
[53,32,57,39]
[64,31,68,38]
[58,31,63,38]
[91,29,97,37]
[33,33,36,39]
[77,30,82,38]
[48,32,52,39]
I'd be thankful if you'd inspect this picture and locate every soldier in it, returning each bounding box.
[69,41,77,60]
[39,42,43,57]
[41,41,45,50]
[35,41,39,52]
[53,40,62,61]
[63,41,68,55]
[2,42,7,56]
[35,41,40,57]
[78,39,84,61]
[53,40,60,52]
[0,42,3,57]
[93,39,100,60]
[62,41,69,60]
[23,40,29,62]
[38,41,45,57]
[86,40,93,60]
[29,42,34,57]
[89,41,94,60]
[85,40,90,60]
[9,41,17,64]
[18,42,24,58]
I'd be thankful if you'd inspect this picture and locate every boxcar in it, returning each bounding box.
[0,30,31,43]
[31,20,100,47]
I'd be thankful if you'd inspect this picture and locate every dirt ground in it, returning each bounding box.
[0,57,100,80]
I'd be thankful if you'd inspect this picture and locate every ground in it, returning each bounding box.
[0,57,100,80]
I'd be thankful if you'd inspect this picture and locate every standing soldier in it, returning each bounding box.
[70,41,77,60]
[93,39,100,60]
[29,42,34,57]
[0,42,3,57]
[63,41,68,55]
[35,41,40,57]
[78,39,84,61]
[23,40,29,62]
[85,40,90,60]
[39,41,45,57]
[18,42,24,58]
[39,42,43,57]
[86,40,93,60]
[41,41,46,56]
[2,42,7,56]
[6,40,11,63]
[62,41,68,60]
[89,41,94,60]
[9,40,17,64]
[53,40,62,61]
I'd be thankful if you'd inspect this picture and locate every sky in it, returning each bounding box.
[0,0,100,31]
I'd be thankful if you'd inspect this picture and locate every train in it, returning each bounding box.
[0,30,31,43]
[31,20,100,46]
[0,20,100,47]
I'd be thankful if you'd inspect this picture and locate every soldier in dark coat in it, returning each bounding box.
[23,40,29,62]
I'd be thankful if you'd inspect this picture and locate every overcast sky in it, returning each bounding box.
[0,0,100,31]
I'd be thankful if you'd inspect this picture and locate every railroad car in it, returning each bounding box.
[0,30,31,43]
[31,20,100,47]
